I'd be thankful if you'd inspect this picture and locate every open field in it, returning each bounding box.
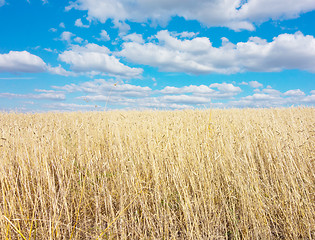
[0,108,314,239]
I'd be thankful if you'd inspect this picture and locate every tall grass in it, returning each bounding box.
[0,108,314,239]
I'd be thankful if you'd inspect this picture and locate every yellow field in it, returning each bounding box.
[0,108,314,239]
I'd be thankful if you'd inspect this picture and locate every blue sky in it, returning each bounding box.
[0,0,315,112]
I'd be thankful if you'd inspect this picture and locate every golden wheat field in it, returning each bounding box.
[0,108,314,239]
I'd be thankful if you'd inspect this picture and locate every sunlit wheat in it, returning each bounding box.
[0,108,314,239]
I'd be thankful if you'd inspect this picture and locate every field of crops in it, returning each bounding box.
[0,108,314,239]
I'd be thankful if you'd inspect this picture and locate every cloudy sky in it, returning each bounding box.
[0,0,315,111]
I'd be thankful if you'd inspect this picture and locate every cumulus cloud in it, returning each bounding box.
[119,31,315,74]
[176,31,199,39]
[0,51,46,73]
[66,0,315,31]
[98,30,110,41]
[138,101,193,110]
[75,18,90,28]
[244,93,280,101]
[43,48,53,52]
[228,87,314,108]
[113,19,130,34]
[60,31,75,43]
[160,85,215,95]
[157,84,313,108]
[52,81,241,108]
[261,88,282,96]
[34,78,315,110]
[74,36,84,43]
[162,95,210,105]
[249,81,263,88]
[301,94,315,104]
[158,83,241,106]
[237,0,315,22]
[58,43,143,78]
[0,0,5,7]
[53,79,151,98]
[0,92,65,100]
[120,30,233,74]
[209,83,242,94]
[159,83,241,98]
[122,33,144,44]
[47,65,77,76]
[283,89,305,96]
[237,32,315,72]
[45,102,98,111]
[0,50,78,77]
[228,93,284,108]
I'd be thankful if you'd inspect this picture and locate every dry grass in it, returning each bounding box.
[0,108,314,239]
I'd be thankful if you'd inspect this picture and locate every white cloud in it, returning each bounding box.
[0,50,77,77]
[240,81,248,85]
[51,79,206,109]
[237,0,315,22]
[0,51,46,73]
[74,36,84,43]
[209,83,242,93]
[49,28,57,32]
[249,81,263,88]
[53,79,150,97]
[43,48,53,52]
[159,83,241,101]
[66,0,127,23]
[98,30,110,41]
[34,89,57,93]
[60,31,75,43]
[45,102,98,111]
[52,81,241,108]
[113,19,130,34]
[228,86,315,108]
[0,92,65,100]
[75,18,90,28]
[120,30,234,74]
[162,95,210,105]
[261,88,282,96]
[176,31,199,39]
[59,22,65,28]
[283,89,305,96]
[160,85,215,95]
[244,93,280,101]
[58,43,143,78]
[120,31,315,74]
[0,0,5,7]
[75,94,197,109]
[33,78,315,110]
[137,102,193,110]
[228,91,288,108]
[301,94,315,104]
[67,0,315,31]
[226,21,255,32]
[237,32,315,72]
[122,33,144,44]
[47,65,76,77]
[149,103,193,110]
